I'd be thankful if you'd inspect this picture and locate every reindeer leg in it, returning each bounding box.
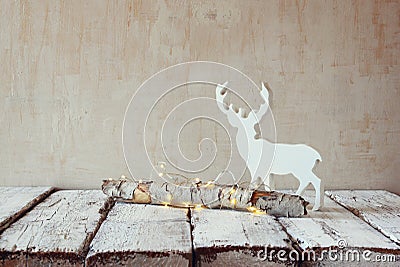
[309,172,324,211]
[264,174,275,191]
[295,179,309,196]
[291,171,309,196]
[249,176,263,190]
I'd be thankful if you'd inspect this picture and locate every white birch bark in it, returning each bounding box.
[102,179,308,217]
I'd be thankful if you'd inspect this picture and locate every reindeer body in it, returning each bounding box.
[216,82,324,210]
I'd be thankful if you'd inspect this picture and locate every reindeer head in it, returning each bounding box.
[215,81,270,130]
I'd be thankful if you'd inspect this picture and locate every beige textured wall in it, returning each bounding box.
[0,0,399,193]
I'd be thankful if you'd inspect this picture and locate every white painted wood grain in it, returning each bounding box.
[326,190,400,245]
[280,192,399,250]
[0,186,53,231]
[86,203,192,266]
[191,208,294,266]
[0,190,111,266]
[279,192,400,265]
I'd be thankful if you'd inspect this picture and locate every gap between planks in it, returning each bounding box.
[326,190,400,246]
[187,208,197,267]
[0,187,56,234]
[86,203,193,266]
[0,189,115,266]
[279,191,400,266]
[1,188,399,266]
[88,191,400,266]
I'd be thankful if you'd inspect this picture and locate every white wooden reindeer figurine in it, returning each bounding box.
[216,82,324,210]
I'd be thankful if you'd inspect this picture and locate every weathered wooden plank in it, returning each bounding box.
[326,190,400,246]
[191,208,295,266]
[0,190,112,267]
[0,187,55,233]
[86,203,192,266]
[279,192,400,266]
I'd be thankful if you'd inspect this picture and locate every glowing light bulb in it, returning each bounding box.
[158,172,164,177]
[252,208,266,215]
[205,181,214,188]
[247,206,257,212]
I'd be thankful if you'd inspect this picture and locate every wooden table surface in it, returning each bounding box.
[0,188,398,266]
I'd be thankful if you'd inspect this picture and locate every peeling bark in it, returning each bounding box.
[102,179,308,217]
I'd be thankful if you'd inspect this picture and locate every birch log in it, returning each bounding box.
[101,179,308,217]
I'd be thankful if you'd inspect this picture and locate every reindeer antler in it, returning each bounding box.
[216,81,230,113]
[217,81,267,121]
[255,82,270,122]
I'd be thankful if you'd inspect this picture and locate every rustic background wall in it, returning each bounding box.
[0,0,399,193]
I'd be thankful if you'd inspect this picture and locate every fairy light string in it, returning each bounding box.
[119,161,265,214]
